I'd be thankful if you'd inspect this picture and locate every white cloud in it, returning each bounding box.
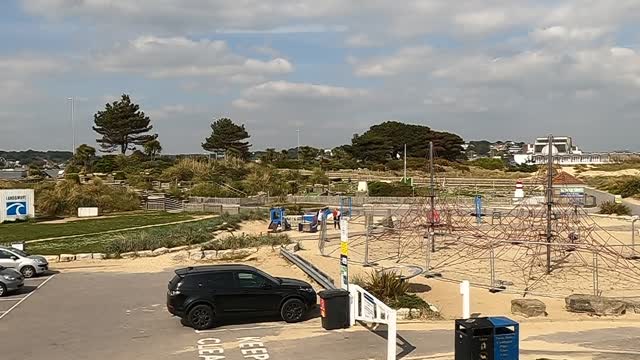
[354,47,433,77]
[532,26,610,43]
[239,81,368,102]
[0,55,66,76]
[94,36,293,80]
[345,33,380,48]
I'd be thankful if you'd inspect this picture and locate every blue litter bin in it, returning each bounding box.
[488,317,519,360]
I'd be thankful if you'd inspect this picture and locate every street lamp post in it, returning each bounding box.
[68,97,75,154]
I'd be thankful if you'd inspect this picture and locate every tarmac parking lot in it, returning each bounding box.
[3,268,640,360]
[0,269,449,360]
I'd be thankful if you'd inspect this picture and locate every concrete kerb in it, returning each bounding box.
[41,241,301,263]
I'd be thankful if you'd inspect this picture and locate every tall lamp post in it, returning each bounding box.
[68,97,75,154]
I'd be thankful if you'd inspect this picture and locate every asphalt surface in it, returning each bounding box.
[1,269,640,360]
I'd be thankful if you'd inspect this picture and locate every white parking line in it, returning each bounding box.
[0,297,25,302]
[195,324,284,334]
[0,274,56,320]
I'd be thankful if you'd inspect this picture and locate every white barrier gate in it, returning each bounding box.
[349,284,397,360]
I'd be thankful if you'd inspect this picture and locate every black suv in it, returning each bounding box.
[167,264,317,330]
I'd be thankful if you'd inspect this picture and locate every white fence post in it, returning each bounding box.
[387,310,397,360]
[460,280,470,319]
[349,284,397,360]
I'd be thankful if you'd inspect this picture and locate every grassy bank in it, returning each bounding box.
[0,212,195,243]
[25,211,275,255]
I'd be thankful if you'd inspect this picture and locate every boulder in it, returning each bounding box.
[92,253,106,260]
[511,299,547,318]
[120,251,137,259]
[616,298,640,314]
[59,254,76,262]
[168,246,189,253]
[75,253,93,260]
[189,251,204,260]
[137,250,154,258]
[203,250,217,260]
[565,294,627,316]
[152,247,169,256]
[44,255,59,263]
[170,251,189,261]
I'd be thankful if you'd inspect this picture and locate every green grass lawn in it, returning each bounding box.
[0,212,194,243]
[23,211,269,255]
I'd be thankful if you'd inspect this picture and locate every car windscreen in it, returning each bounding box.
[10,249,28,257]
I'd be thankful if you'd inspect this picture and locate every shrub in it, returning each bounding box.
[469,158,505,170]
[368,181,413,197]
[599,201,631,215]
[619,178,640,198]
[201,233,290,251]
[365,271,410,302]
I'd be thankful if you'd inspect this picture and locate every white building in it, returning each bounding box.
[514,136,611,165]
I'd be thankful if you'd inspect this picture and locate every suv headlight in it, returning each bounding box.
[168,290,181,296]
[2,274,17,281]
[35,258,47,264]
[300,287,315,293]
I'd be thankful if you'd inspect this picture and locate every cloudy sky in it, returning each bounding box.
[2,1,640,153]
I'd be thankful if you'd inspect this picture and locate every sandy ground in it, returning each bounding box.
[227,214,640,322]
[53,246,312,283]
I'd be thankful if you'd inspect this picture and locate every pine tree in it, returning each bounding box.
[202,118,251,160]
[93,94,157,154]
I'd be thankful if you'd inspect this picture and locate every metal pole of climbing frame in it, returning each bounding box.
[546,134,554,274]
[429,141,436,253]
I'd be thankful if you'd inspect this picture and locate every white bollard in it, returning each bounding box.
[460,280,470,319]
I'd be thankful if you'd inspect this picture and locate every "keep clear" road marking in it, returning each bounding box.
[196,338,225,360]
[195,337,270,360]
[238,337,269,360]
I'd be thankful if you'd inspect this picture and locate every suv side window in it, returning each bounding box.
[183,272,234,289]
[0,250,14,259]
[236,272,268,288]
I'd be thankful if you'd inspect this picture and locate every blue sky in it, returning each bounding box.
[2,1,640,153]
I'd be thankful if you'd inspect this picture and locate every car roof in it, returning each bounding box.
[176,264,257,276]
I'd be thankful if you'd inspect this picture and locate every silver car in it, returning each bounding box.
[0,265,24,297]
[0,246,49,278]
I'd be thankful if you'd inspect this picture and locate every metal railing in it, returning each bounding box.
[279,247,336,290]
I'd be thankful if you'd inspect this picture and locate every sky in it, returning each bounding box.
[2,1,640,154]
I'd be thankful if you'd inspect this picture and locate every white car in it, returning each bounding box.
[0,246,49,278]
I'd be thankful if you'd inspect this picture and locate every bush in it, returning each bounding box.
[201,233,290,251]
[368,181,413,196]
[364,271,410,302]
[507,163,538,173]
[599,201,631,215]
[619,178,640,198]
[36,179,140,216]
[469,158,505,170]
[190,182,233,197]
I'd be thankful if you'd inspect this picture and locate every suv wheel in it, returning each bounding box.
[281,298,305,323]
[0,283,6,297]
[21,266,35,279]
[187,304,215,330]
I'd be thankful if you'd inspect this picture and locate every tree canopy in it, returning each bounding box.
[143,139,163,159]
[350,121,465,162]
[202,118,251,160]
[93,94,157,154]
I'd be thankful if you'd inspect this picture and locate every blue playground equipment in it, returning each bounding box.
[298,212,319,233]
[268,207,291,232]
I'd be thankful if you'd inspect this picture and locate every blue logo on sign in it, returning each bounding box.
[6,202,27,216]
